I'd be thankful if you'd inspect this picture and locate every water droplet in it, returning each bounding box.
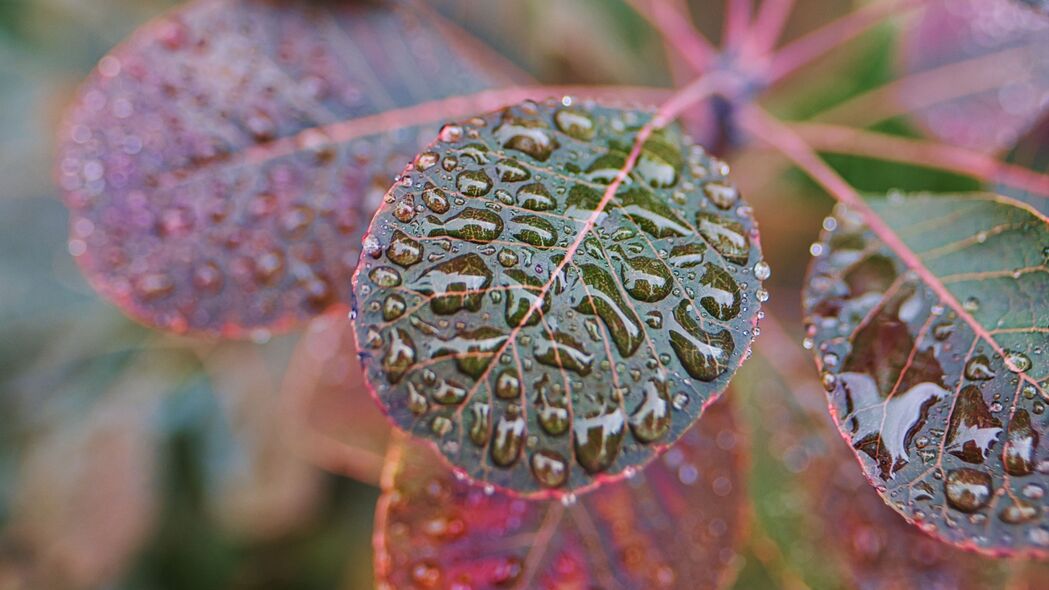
[1004,409,1039,476]
[415,151,439,171]
[456,170,493,197]
[753,260,771,281]
[553,107,594,141]
[964,355,995,380]
[944,468,992,513]
[491,405,526,467]
[421,183,450,213]
[530,450,568,488]
[573,406,625,473]
[369,266,402,288]
[703,182,738,209]
[629,378,672,443]
[383,294,406,321]
[1005,350,1032,374]
[386,230,423,267]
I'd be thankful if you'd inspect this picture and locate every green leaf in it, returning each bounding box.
[352,98,764,496]
[803,193,1049,556]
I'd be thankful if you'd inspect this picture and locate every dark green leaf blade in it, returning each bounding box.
[352,98,764,496]
[803,193,1049,556]
[56,0,511,337]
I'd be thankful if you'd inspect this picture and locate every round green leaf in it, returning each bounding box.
[352,98,764,496]
[803,193,1049,556]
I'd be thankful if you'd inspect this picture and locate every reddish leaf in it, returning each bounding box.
[352,99,764,496]
[900,0,1049,153]
[281,309,392,484]
[374,397,745,590]
[56,0,511,337]
[802,194,1049,557]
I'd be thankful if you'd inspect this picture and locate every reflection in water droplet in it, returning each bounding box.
[703,182,738,209]
[383,328,415,384]
[456,169,493,197]
[369,266,402,288]
[495,369,521,400]
[1000,498,1040,524]
[839,373,948,480]
[575,264,644,356]
[944,468,992,513]
[1005,350,1032,374]
[697,213,750,265]
[428,208,504,243]
[554,107,594,141]
[697,263,741,321]
[422,183,450,213]
[496,158,531,182]
[516,182,556,211]
[535,331,594,375]
[964,355,995,380]
[491,405,526,467]
[387,230,423,267]
[1004,409,1039,476]
[669,301,734,381]
[530,450,568,488]
[945,385,1002,464]
[629,378,672,443]
[383,294,406,321]
[573,406,625,473]
[411,253,492,314]
[468,402,490,446]
[494,113,558,161]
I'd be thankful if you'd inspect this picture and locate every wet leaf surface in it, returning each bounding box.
[352,99,764,496]
[802,193,1049,556]
[743,348,1039,589]
[56,0,509,337]
[900,0,1049,153]
[374,397,744,590]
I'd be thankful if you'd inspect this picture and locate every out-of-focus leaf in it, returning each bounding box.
[56,0,515,337]
[3,355,172,589]
[281,310,391,484]
[352,98,764,496]
[900,0,1049,153]
[374,397,745,590]
[802,193,1049,556]
[202,342,325,540]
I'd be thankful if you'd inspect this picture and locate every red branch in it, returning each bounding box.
[625,0,717,73]
[792,122,1049,198]
[739,105,1045,391]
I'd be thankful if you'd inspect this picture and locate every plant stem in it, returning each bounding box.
[724,0,753,50]
[811,43,1034,127]
[739,104,1046,390]
[625,0,717,73]
[745,0,796,57]
[767,0,922,84]
[791,122,1049,198]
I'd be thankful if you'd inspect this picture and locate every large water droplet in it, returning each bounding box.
[944,468,992,513]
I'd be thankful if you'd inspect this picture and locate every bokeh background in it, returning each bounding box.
[0,1,1043,588]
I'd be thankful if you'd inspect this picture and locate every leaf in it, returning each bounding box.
[280,310,391,485]
[8,355,169,589]
[899,0,1049,153]
[374,396,745,590]
[995,114,1049,215]
[352,98,764,496]
[802,193,1049,557]
[744,345,1021,589]
[55,0,512,337]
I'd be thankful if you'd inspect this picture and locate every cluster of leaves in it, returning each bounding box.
[45,0,1049,587]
